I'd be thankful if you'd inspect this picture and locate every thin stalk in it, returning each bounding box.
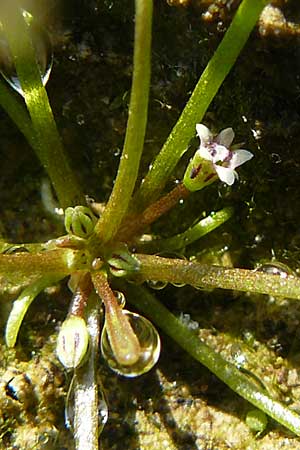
[135,254,300,300]
[123,283,300,436]
[117,183,189,241]
[5,275,61,347]
[0,78,35,147]
[132,0,267,210]
[0,3,84,207]
[138,207,233,253]
[91,0,153,246]
[73,293,101,450]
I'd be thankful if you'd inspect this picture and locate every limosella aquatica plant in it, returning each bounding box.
[1,1,300,449]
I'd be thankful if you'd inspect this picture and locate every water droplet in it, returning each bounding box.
[113,290,126,308]
[256,261,296,279]
[0,9,53,96]
[65,376,108,435]
[101,310,161,377]
[147,280,168,290]
[171,281,186,288]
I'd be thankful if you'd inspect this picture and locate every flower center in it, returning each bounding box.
[210,143,231,165]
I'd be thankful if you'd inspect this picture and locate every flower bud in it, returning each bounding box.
[56,315,89,369]
[64,206,98,238]
[107,246,140,277]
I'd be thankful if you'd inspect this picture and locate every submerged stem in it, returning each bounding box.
[0,249,83,286]
[138,207,233,253]
[5,276,61,347]
[123,283,300,436]
[136,254,300,300]
[91,0,153,246]
[0,78,35,147]
[0,3,84,208]
[133,0,267,209]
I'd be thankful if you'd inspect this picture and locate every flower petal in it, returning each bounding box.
[196,124,212,146]
[198,146,213,161]
[230,149,253,169]
[215,165,235,185]
[216,128,235,147]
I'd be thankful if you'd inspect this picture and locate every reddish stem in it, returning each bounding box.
[118,182,190,241]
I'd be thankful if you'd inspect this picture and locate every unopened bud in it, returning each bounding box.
[64,206,97,238]
[56,315,89,369]
[107,246,140,277]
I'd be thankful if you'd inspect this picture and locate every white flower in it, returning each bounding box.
[196,124,253,186]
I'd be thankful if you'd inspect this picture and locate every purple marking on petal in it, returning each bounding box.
[212,144,230,163]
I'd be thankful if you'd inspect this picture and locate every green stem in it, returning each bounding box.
[123,283,300,436]
[0,78,36,147]
[0,4,84,208]
[133,0,267,209]
[91,0,153,246]
[136,254,300,300]
[0,249,87,286]
[139,207,233,253]
[5,275,61,347]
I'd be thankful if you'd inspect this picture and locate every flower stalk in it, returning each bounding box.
[117,182,190,242]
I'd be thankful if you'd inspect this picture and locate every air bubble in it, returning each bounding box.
[113,290,126,308]
[147,280,168,290]
[256,261,296,279]
[0,9,53,96]
[101,310,161,377]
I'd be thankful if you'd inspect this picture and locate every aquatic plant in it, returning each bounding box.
[1,0,300,448]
